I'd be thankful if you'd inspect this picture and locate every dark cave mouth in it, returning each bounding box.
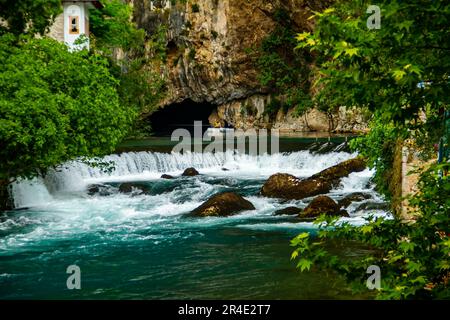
[149,99,218,136]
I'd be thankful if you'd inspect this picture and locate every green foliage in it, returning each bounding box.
[188,47,196,61]
[263,96,293,118]
[296,1,449,127]
[292,0,450,299]
[291,163,450,299]
[89,0,146,52]
[191,4,200,13]
[0,0,165,186]
[146,24,169,64]
[89,0,167,133]
[0,0,61,36]
[263,97,282,118]
[349,118,402,196]
[254,8,313,117]
[0,34,135,181]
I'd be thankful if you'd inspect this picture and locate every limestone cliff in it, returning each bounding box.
[132,0,367,132]
[214,95,369,132]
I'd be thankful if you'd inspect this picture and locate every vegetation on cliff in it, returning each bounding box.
[0,0,62,36]
[291,0,450,299]
[0,0,164,208]
[89,0,167,136]
[252,8,314,118]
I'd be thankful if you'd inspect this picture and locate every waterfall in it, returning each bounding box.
[10,177,53,209]
[10,150,357,209]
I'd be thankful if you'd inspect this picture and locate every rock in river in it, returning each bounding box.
[261,173,331,200]
[191,192,255,217]
[161,174,175,179]
[338,192,372,208]
[118,182,151,195]
[355,201,390,212]
[87,184,114,196]
[182,167,200,177]
[274,207,302,216]
[260,157,367,200]
[300,196,349,219]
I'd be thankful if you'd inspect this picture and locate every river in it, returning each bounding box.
[0,137,388,299]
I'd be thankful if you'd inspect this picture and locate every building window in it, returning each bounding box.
[69,16,79,34]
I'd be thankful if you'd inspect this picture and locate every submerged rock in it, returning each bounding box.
[300,196,349,219]
[338,192,372,208]
[87,184,102,195]
[191,192,255,217]
[161,174,175,179]
[261,173,331,200]
[274,207,302,216]
[118,183,150,195]
[87,184,113,196]
[356,201,390,212]
[182,168,200,177]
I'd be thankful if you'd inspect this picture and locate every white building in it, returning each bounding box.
[48,1,103,50]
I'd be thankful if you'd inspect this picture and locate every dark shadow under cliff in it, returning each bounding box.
[149,99,217,136]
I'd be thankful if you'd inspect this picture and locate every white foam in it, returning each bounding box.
[1,149,392,253]
[11,150,357,208]
[11,177,53,209]
[337,168,375,193]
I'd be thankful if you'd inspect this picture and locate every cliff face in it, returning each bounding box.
[132,0,367,132]
[214,95,369,132]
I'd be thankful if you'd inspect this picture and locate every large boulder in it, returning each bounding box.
[191,192,255,217]
[182,167,200,177]
[261,173,331,200]
[260,157,367,200]
[310,157,367,185]
[338,192,372,208]
[300,196,349,219]
[274,206,302,216]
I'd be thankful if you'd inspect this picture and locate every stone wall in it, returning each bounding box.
[389,140,436,220]
[47,13,65,43]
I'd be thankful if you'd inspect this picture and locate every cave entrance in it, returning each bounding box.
[149,99,217,136]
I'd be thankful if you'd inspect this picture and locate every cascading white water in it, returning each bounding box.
[10,150,357,209]
[10,177,53,209]
[3,147,389,257]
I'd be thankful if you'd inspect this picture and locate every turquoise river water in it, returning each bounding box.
[0,137,388,299]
